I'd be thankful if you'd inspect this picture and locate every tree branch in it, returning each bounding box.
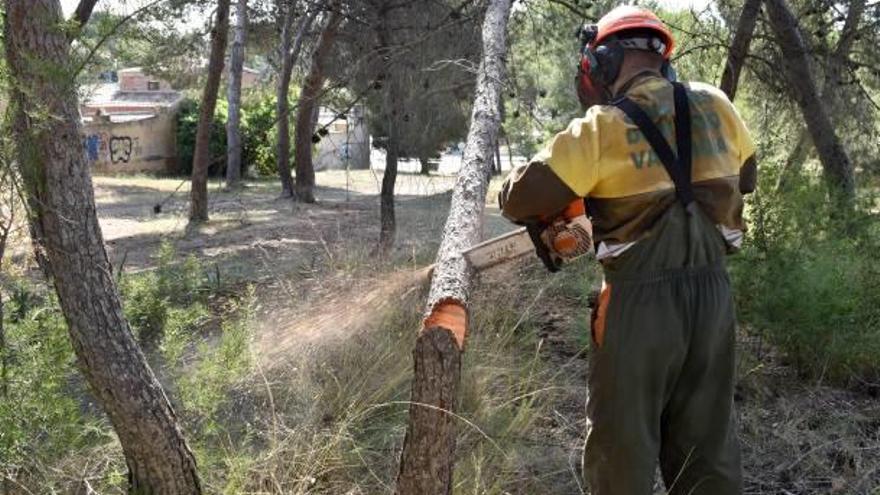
[546,0,595,21]
[71,0,100,27]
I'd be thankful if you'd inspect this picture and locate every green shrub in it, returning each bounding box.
[731,174,880,387]
[176,89,299,178]
[0,287,98,488]
[241,90,284,177]
[176,97,228,177]
[121,241,209,347]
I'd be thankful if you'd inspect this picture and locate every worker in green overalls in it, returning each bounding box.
[499,6,757,494]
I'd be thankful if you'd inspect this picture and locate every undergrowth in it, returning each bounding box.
[0,242,254,492]
[731,166,880,389]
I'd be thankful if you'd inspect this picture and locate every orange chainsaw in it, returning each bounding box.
[463,200,594,273]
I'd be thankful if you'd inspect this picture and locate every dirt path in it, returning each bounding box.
[94,172,463,274]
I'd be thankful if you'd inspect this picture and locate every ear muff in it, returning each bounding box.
[576,40,624,108]
[591,42,624,87]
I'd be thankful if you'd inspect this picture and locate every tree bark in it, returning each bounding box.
[4,2,201,493]
[395,0,512,492]
[225,0,248,188]
[276,5,317,198]
[293,9,341,203]
[190,0,231,221]
[719,0,762,100]
[764,0,855,205]
[774,0,866,191]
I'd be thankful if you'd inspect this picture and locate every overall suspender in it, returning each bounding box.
[612,82,694,208]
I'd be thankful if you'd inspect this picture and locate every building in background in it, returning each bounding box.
[80,68,183,174]
[314,105,370,171]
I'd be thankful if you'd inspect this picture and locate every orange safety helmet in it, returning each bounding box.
[576,6,676,108]
[595,6,675,59]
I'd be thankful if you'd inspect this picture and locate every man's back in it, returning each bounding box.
[500,74,755,265]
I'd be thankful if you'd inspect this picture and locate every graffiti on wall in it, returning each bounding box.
[110,136,133,163]
[84,132,108,162]
[83,133,142,165]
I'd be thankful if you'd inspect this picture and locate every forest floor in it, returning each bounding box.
[80,172,880,493]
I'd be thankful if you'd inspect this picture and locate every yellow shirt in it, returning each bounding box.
[499,74,756,251]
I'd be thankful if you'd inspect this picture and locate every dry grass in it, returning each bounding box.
[5,174,879,494]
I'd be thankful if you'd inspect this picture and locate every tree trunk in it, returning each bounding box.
[276,6,317,198]
[493,137,502,175]
[190,0,231,221]
[764,0,855,206]
[225,0,248,188]
[775,129,811,191]
[4,2,201,493]
[774,0,866,192]
[719,0,762,101]
[395,0,512,492]
[294,10,341,203]
[378,92,400,252]
[419,156,431,175]
[377,5,401,253]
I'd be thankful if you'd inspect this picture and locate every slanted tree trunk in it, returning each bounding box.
[4,2,201,492]
[774,0,866,191]
[719,0,762,100]
[190,0,231,221]
[225,0,248,188]
[764,0,855,206]
[419,155,431,175]
[395,0,512,492]
[776,130,811,191]
[294,9,341,203]
[276,5,317,198]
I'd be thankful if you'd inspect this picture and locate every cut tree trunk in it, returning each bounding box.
[395,0,512,492]
[764,0,855,206]
[276,6,317,198]
[719,0,762,101]
[4,1,201,493]
[294,9,341,203]
[225,0,248,188]
[190,0,231,221]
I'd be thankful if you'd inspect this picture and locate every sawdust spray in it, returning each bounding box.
[256,266,432,367]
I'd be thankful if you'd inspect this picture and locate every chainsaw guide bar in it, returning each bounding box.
[462,227,534,272]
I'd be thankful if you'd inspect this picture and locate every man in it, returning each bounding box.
[499,6,756,495]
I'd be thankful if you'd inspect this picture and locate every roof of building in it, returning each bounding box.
[80,82,183,110]
[83,114,155,124]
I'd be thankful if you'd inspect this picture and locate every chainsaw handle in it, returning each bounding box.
[526,223,562,273]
